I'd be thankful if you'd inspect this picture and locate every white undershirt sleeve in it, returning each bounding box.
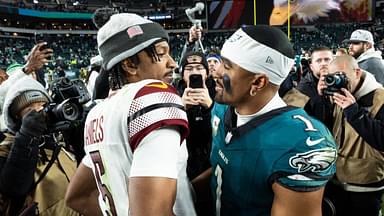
[81,152,93,168]
[129,126,181,179]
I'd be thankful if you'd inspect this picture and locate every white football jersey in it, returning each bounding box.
[83,79,196,215]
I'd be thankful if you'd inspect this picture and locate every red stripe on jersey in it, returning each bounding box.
[129,119,189,152]
[134,81,178,99]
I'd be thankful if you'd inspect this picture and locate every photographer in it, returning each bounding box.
[0,76,78,215]
[310,55,384,216]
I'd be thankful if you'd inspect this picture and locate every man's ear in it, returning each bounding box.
[363,42,372,51]
[249,74,268,95]
[121,58,138,75]
[252,74,268,89]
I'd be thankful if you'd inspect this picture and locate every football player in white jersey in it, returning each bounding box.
[65,12,196,216]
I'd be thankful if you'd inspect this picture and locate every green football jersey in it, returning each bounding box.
[210,104,337,216]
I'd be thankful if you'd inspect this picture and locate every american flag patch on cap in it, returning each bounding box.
[127,26,144,38]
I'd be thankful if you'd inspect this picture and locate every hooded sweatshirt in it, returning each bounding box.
[356,48,384,85]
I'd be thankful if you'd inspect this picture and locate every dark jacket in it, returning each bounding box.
[0,132,39,215]
[175,77,215,180]
[296,71,319,98]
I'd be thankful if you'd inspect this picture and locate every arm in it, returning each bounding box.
[0,133,38,197]
[128,127,184,216]
[180,26,203,63]
[271,183,324,216]
[191,168,212,203]
[65,162,102,216]
[129,177,176,216]
[333,89,384,151]
[0,110,46,198]
[343,100,384,151]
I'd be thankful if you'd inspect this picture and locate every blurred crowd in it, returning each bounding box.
[1,21,383,81]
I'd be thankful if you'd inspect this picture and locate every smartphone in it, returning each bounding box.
[189,74,203,88]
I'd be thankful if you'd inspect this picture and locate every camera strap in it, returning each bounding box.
[31,144,62,191]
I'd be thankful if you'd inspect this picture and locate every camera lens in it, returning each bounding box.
[64,103,74,115]
[325,75,335,86]
[62,103,79,121]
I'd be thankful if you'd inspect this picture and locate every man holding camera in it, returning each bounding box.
[0,76,78,215]
[282,47,333,109]
[314,55,384,216]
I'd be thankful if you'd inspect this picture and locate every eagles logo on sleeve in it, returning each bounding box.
[289,147,337,173]
[127,81,189,151]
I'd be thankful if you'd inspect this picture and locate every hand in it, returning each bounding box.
[317,73,328,96]
[186,87,212,109]
[24,42,53,74]
[20,110,47,137]
[332,88,356,109]
[188,25,203,43]
[182,87,200,109]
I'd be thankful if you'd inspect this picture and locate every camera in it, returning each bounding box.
[323,72,349,95]
[44,77,90,132]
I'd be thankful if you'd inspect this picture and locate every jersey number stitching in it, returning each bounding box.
[215,165,223,216]
[90,151,118,216]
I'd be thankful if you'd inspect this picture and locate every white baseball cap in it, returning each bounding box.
[344,29,374,45]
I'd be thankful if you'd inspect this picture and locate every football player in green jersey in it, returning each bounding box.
[205,25,338,216]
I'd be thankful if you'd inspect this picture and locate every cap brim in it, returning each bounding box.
[343,39,368,44]
[343,39,364,43]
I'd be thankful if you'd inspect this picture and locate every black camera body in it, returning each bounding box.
[324,72,349,96]
[44,77,90,132]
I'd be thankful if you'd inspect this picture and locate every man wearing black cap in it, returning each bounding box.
[176,51,215,215]
[177,51,214,179]
[205,25,338,215]
[65,13,196,216]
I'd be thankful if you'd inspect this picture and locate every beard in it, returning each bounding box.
[349,48,364,59]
